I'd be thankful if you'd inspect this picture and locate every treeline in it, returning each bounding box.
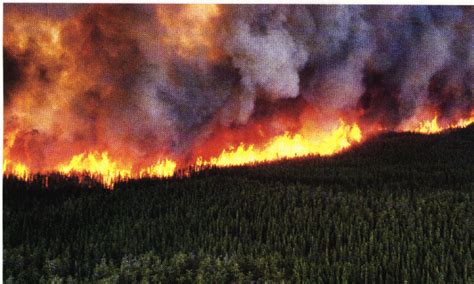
[3,126,474,282]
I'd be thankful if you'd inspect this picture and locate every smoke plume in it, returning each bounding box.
[4,4,473,171]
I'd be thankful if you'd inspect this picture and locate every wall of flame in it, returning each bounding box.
[3,4,474,187]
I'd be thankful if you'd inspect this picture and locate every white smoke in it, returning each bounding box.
[224,20,308,123]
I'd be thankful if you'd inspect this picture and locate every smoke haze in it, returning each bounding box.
[4,4,473,171]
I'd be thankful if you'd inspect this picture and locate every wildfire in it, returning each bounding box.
[3,4,474,189]
[4,114,474,187]
[139,160,177,178]
[3,160,30,181]
[197,121,361,167]
[450,115,474,129]
[156,4,222,61]
[58,152,132,188]
[415,116,442,134]
[3,153,177,188]
[3,120,362,187]
[408,112,474,134]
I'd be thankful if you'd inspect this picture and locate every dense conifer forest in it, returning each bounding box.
[3,126,474,283]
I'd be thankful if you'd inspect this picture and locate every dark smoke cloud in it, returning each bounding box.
[3,49,23,106]
[4,4,473,167]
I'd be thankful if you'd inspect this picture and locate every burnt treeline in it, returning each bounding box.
[3,126,474,283]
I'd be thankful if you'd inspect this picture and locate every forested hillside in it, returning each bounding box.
[4,126,474,283]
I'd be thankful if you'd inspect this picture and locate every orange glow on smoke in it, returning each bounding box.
[156,4,222,61]
[3,5,474,188]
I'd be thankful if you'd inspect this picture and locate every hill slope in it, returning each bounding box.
[4,126,474,282]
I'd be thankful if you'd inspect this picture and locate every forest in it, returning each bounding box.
[3,126,474,283]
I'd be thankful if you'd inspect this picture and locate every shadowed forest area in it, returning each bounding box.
[3,126,474,283]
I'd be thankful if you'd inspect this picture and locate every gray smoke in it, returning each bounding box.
[4,4,473,167]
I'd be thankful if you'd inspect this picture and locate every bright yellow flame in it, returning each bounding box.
[3,159,31,181]
[139,159,177,178]
[197,121,362,167]
[4,154,176,188]
[13,163,30,180]
[5,114,474,188]
[415,116,441,134]
[58,152,132,188]
[3,160,8,174]
[450,116,474,129]
[412,113,474,134]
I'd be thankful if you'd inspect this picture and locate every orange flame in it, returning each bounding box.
[3,5,474,188]
[4,114,474,187]
[414,116,442,134]
[3,120,362,187]
[197,120,361,167]
[3,159,31,181]
[139,159,177,178]
[408,112,474,134]
[450,115,474,129]
[58,152,132,188]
